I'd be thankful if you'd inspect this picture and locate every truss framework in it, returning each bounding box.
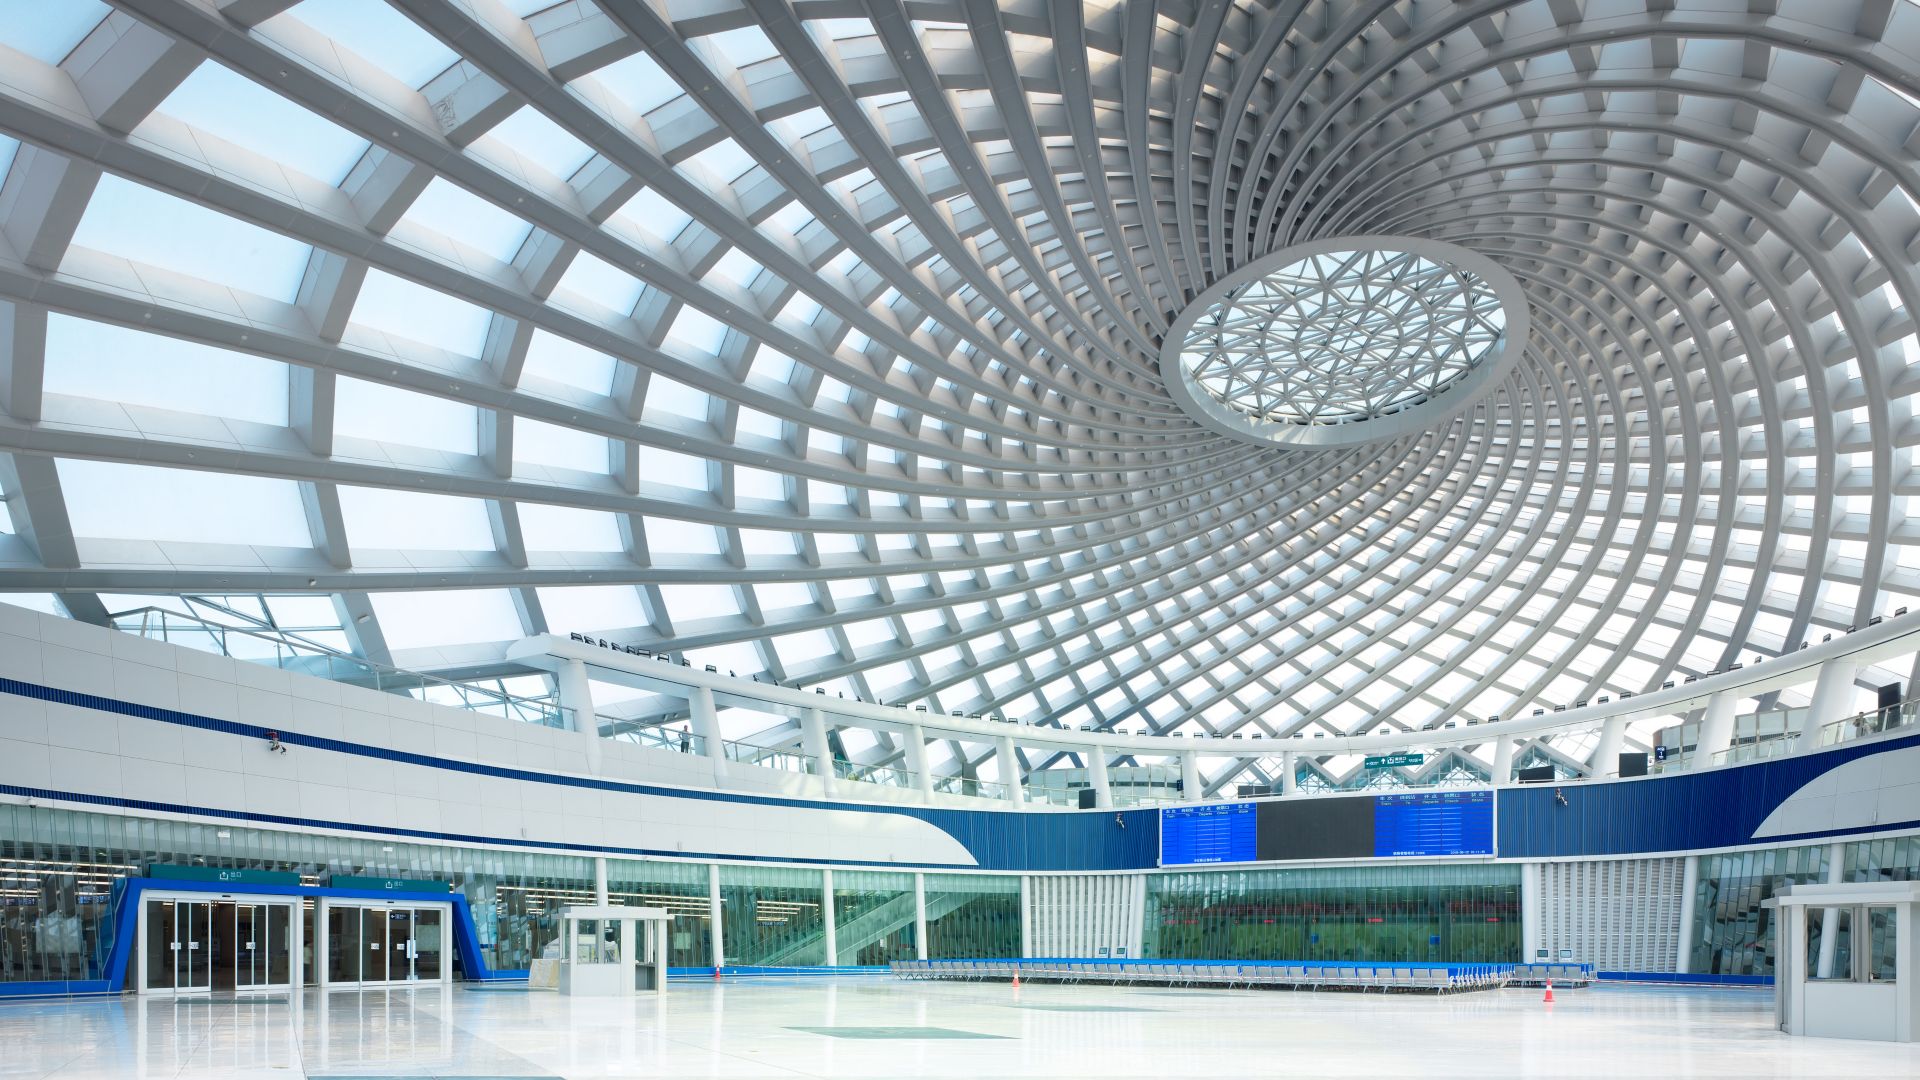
[0,0,1915,795]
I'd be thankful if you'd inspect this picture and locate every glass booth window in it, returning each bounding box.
[923,874,1020,959]
[1867,906,1897,982]
[1806,906,1854,981]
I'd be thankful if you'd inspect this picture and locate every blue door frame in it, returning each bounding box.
[0,877,518,997]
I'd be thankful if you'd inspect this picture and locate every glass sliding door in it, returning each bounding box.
[143,899,213,993]
[413,908,442,981]
[323,902,450,986]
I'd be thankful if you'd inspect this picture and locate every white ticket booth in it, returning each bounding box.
[556,905,670,997]
[1769,881,1918,1042]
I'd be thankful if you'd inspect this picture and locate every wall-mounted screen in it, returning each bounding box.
[1158,801,1257,865]
[1159,789,1493,865]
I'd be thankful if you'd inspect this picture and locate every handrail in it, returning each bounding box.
[521,612,1920,762]
[115,606,567,728]
[1709,699,1918,766]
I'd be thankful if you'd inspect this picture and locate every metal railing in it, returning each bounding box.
[931,775,1009,801]
[834,760,915,789]
[115,606,567,728]
[724,739,814,775]
[1711,699,1918,766]
[601,722,705,756]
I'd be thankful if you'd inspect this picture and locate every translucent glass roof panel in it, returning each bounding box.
[370,588,524,649]
[278,0,458,88]
[337,486,493,550]
[144,61,371,185]
[68,175,312,301]
[333,377,478,454]
[0,0,107,63]
[518,503,625,553]
[347,270,493,355]
[57,460,310,547]
[43,316,288,426]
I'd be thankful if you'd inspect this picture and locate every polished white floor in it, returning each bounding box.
[2,977,1917,1078]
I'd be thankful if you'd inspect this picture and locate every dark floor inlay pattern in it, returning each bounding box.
[787,1026,1009,1040]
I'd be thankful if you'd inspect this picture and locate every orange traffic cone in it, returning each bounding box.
[1011,971,1021,989]
[1542,979,1554,1004]
[713,966,723,981]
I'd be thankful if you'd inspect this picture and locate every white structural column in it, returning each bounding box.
[554,658,603,774]
[594,856,609,907]
[1280,750,1298,795]
[996,735,1025,804]
[1087,747,1113,808]
[802,707,836,797]
[1694,692,1739,769]
[905,724,934,800]
[1591,715,1628,778]
[1492,737,1516,786]
[1520,861,1540,961]
[687,687,728,781]
[1020,875,1033,958]
[1815,842,1849,978]
[1675,856,1700,973]
[1800,659,1860,749]
[1180,751,1202,802]
[708,863,724,972]
[820,868,837,966]
[913,873,929,961]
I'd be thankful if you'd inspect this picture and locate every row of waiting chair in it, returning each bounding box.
[1505,964,1591,987]
[891,958,1522,994]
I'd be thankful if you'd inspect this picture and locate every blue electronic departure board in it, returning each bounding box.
[1159,801,1257,865]
[1371,790,1494,857]
[1159,790,1495,865]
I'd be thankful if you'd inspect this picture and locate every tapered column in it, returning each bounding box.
[1180,751,1202,802]
[1492,737,1515,787]
[802,707,836,797]
[821,868,837,967]
[687,687,727,782]
[913,873,928,960]
[904,724,934,801]
[997,735,1025,804]
[1591,716,1627,778]
[1280,750,1298,795]
[1694,691,1737,768]
[1800,660,1859,750]
[1087,747,1112,808]
[708,863,724,972]
[555,658,602,774]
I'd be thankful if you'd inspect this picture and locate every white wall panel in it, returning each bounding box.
[1029,874,1143,958]
[1532,857,1686,972]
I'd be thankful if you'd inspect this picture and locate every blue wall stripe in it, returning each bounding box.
[4,675,1918,871]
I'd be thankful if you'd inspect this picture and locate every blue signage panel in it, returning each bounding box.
[1371,790,1494,857]
[1160,801,1257,865]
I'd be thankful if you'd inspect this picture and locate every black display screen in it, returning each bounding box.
[1159,790,1495,865]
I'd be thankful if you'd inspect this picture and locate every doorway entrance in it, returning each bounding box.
[320,900,448,986]
[140,895,298,994]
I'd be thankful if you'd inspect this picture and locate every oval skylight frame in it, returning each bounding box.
[1163,237,1530,449]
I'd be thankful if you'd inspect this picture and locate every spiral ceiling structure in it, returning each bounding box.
[2,0,1919,791]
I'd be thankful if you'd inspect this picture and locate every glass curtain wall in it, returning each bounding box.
[1687,845,1828,977]
[1143,864,1520,963]
[829,870,915,965]
[923,873,1020,958]
[607,862,713,969]
[718,865,826,966]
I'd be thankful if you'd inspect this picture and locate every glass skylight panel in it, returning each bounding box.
[484,105,596,178]
[334,376,478,454]
[681,138,756,185]
[395,178,534,262]
[552,253,646,313]
[645,518,723,555]
[753,581,814,610]
[739,529,796,555]
[144,61,371,185]
[515,418,608,473]
[700,26,781,67]
[517,503,625,553]
[610,187,693,244]
[537,585,649,633]
[521,329,617,393]
[57,460,311,547]
[644,374,711,419]
[337,485,494,550]
[370,588,525,650]
[68,175,312,301]
[43,315,288,426]
[659,583,741,620]
[641,447,709,491]
[0,0,107,63]
[347,269,494,355]
[279,0,459,89]
[585,52,681,114]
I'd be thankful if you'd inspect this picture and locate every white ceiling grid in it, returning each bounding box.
[0,0,1917,793]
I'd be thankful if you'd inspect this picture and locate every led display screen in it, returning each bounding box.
[1159,790,1494,865]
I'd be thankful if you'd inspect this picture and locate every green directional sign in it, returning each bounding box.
[146,864,301,886]
[1364,752,1425,770]
[329,875,452,894]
